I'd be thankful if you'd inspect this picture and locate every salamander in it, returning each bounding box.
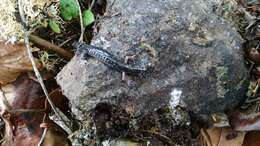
[72,41,147,74]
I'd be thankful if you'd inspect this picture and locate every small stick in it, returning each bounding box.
[25,32,71,129]
[37,128,47,146]
[58,37,74,47]
[140,130,174,145]
[253,79,260,97]
[38,109,47,146]
[17,0,71,135]
[17,0,27,28]
[89,0,96,10]
[75,0,84,42]
[29,35,73,60]
[245,96,260,103]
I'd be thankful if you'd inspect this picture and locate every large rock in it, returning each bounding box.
[57,0,248,124]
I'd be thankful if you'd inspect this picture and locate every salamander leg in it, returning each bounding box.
[122,55,136,82]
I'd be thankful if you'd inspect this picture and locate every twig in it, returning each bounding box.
[29,34,73,60]
[89,0,96,10]
[110,0,117,10]
[241,7,256,25]
[37,128,47,146]
[253,79,260,96]
[245,20,257,30]
[37,102,48,146]
[17,0,27,28]
[17,0,71,135]
[8,109,45,114]
[140,130,174,145]
[28,32,63,123]
[58,37,74,47]
[245,95,260,103]
[75,0,84,42]
[25,32,72,128]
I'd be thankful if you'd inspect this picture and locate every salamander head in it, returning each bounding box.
[72,41,84,49]
[72,41,89,57]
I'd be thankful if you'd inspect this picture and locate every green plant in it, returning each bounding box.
[60,0,79,21]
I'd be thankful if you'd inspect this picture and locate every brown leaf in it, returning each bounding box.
[0,42,41,85]
[218,128,245,146]
[42,128,71,146]
[0,73,70,146]
[200,127,246,146]
[243,131,260,146]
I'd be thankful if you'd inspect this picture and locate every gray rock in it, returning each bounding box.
[57,0,248,124]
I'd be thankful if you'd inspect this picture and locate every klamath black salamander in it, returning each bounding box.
[72,41,147,74]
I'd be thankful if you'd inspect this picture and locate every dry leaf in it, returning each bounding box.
[0,42,41,84]
[218,128,245,146]
[201,128,221,146]
[243,131,260,146]
[0,73,70,146]
[42,127,71,146]
[199,127,246,146]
